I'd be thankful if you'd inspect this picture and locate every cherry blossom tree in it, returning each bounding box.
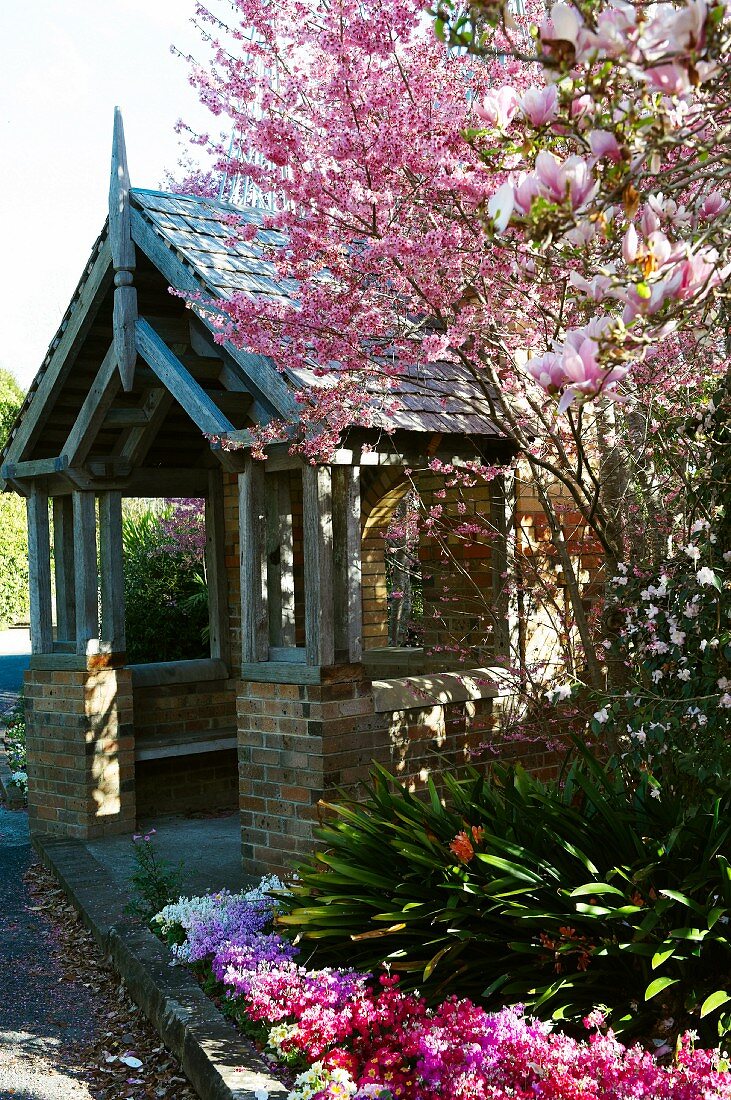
[175,0,729,699]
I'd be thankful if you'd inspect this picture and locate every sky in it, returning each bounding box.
[0,0,217,390]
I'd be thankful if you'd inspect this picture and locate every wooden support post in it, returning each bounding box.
[239,458,269,664]
[303,465,334,667]
[73,492,99,656]
[98,491,125,654]
[27,484,53,654]
[266,473,296,648]
[332,466,362,662]
[52,496,76,642]
[490,469,520,664]
[205,470,231,665]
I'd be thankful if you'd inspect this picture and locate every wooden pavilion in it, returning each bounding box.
[0,112,519,875]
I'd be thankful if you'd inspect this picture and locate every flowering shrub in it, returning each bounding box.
[153,880,731,1100]
[277,755,731,1044]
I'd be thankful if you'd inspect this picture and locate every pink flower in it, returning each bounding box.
[644,63,691,96]
[700,191,730,219]
[488,182,515,232]
[588,129,622,163]
[520,85,559,127]
[476,86,519,129]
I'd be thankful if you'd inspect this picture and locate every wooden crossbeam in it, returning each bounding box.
[105,407,149,427]
[135,317,236,438]
[1,455,69,481]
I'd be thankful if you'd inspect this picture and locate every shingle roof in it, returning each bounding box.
[131,189,502,438]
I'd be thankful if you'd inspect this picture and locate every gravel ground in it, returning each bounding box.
[0,806,95,1099]
[0,804,197,1100]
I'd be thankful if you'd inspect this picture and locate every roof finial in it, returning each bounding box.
[109,107,138,391]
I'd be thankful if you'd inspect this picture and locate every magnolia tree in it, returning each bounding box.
[175,0,729,722]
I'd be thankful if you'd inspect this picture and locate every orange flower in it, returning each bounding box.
[471,825,485,844]
[450,831,475,863]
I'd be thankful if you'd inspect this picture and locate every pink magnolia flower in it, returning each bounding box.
[476,86,519,129]
[644,63,691,96]
[700,191,730,219]
[588,129,622,163]
[520,85,559,127]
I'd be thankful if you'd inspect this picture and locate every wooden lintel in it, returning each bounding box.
[2,455,69,481]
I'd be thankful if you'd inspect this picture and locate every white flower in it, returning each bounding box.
[547,683,573,702]
[646,604,660,620]
[676,669,691,682]
[684,544,701,562]
[723,550,731,563]
[719,678,730,691]
[631,729,647,744]
[652,669,664,683]
[720,694,731,709]
[613,575,628,586]
[696,567,717,586]
[593,708,609,724]
[649,787,661,800]
[669,628,686,646]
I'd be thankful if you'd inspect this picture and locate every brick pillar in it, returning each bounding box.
[238,668,378,877]
[25,665,135,838]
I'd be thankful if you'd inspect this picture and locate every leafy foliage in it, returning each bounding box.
[122,504,208,664]
[126,830,184,923]
[0,370,28,629]
[279,752,731,1045]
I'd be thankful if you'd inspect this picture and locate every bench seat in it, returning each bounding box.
[134,725,238,762]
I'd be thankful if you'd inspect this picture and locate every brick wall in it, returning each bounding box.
[136,749,238,816]
[24,665,135,838]
[132,677,237,741]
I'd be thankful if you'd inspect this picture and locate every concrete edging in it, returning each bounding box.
[34,834,288,1100]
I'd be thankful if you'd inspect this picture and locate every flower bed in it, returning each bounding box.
[152,882,731,1100]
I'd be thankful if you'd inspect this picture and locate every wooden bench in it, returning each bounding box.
[134,725,238,762]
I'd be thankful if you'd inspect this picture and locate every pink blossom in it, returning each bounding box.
[476,86,519,129]
[588,129,622,163]
[644,63,691,96]
[520,85,559,127]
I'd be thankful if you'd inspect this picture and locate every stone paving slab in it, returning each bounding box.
[34,834,287,1100]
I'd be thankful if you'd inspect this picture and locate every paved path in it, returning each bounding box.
[0,628,30,719]
[0,807,96,1099]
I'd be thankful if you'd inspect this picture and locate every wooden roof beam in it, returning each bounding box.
[110,107,138,390]
[130,207,299,421]
[135,317,236,438]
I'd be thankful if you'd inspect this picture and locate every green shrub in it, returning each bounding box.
[0,370,28,630]
[122,505,208,664]
[278,751,731,1044]
[0,495,29,629]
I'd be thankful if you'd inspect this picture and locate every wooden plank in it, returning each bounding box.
[302,464,335,666]
[52,496,76,642]
[73,491,99,656]
[105,407,149,427]
[2,455,69,481]
[110,108,138,390]
[135,733,238,761]
[98,491,125,653]
[135,317,236,438]
[2,237,113,467]
[130,208,298,419]
[205,469,231,665]
[63,342,121,464]
[128,658,229,688]
[240,661,323,685]
[332,466,362,662]
[269,646,306,663]
[27,484,53,654]
[239,458,269,663]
